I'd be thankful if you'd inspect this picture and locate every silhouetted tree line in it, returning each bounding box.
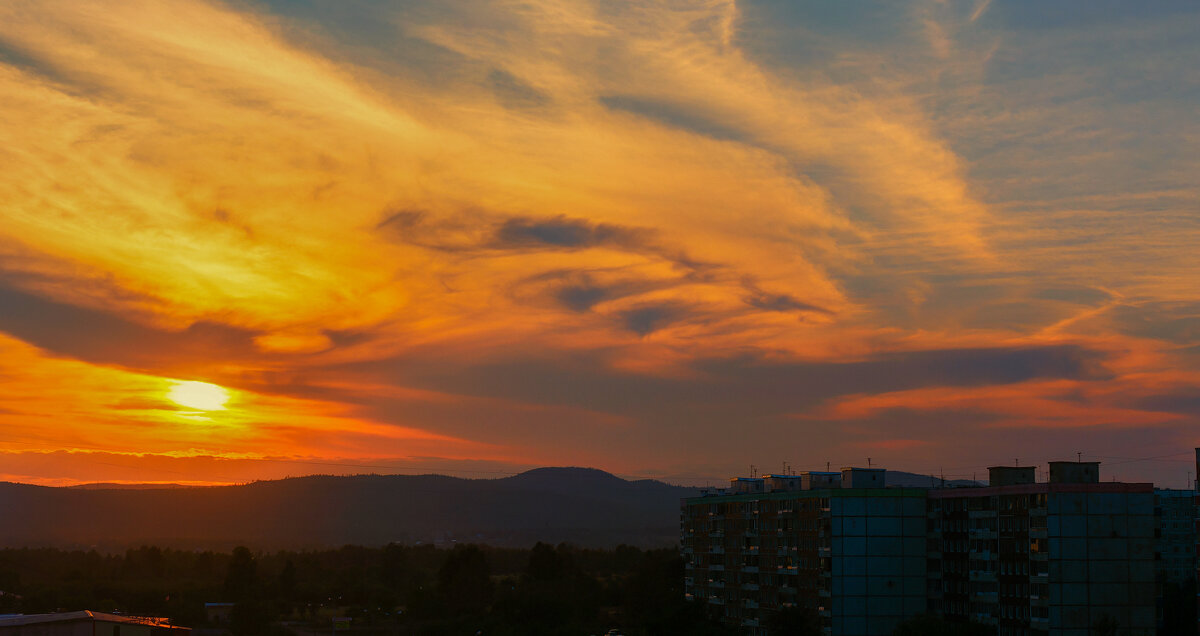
[10,545,1176,636]
[0,543,735,635]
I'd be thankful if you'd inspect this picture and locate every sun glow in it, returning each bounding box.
[167,381,230,411]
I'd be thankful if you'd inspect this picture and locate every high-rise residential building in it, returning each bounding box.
[1155,488,1197,584]
[681,467,928,636]
[928,463,1156,635]
[1154,488,1197,631]
[683,461,1161,636]
[1195,447,1200,633]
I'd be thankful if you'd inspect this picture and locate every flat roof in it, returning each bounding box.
[928,482,1152,498]
[0,612,183,630]
[684,487,928,504]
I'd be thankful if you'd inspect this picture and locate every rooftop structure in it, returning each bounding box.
[0,611,188,636]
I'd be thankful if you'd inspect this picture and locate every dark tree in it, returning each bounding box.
[526,542,565,582]
[893,615,995,636]
[1091,614,1120,636]
[765,605,821,636]
[1161,580,1197,636]
[224,546,257,602]
[436,544,493,615]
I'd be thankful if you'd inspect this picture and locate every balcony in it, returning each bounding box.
[742,583,760,591]
[742,566,760,574]
[741,618,760,627]
[708,596,724,605]
[709,580,725,589]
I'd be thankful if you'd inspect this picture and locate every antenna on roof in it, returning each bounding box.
[750,464,756,478]
[1015,458,1019,467]
[826,461,830,472]
[1077,451,1082,462]
[867,457,872,468]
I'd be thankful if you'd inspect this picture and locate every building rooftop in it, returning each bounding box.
[0,611,182,630]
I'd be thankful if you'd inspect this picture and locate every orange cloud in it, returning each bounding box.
[0,0,1197,486]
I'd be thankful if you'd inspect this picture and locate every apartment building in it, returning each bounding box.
[928,463,1156,636]
[1156,488,1197,585]
[1154,488,1197,631]
[684,461,1161,636]
[681,468,928,636]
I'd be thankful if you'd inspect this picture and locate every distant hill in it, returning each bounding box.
[884,470,982,488]
[0,468,698,550]
[0,467,979,551]
[67,482,196,490]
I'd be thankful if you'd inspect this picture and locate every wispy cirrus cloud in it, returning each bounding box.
[0,0,1197,485]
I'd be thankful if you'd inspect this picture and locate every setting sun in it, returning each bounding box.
[167,381,230,411]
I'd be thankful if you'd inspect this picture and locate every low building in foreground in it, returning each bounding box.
[683,461,1160,636]
[0,611,188,636]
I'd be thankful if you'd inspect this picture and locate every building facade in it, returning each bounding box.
[684,461,1160,636]
[682,468,927,636]
[1154,488,1197,631]
[928,464,1156,636]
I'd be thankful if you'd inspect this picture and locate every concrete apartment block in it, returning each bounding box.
[929,463,1156,636]
[686,460,1163,636]
[681,468,927,636]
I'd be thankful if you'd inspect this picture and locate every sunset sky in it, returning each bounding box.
[1,0,1198,487]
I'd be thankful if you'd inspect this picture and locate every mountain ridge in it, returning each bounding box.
[0,467,980,551]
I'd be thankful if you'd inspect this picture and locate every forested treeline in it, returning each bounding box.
[0,543,734,635]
